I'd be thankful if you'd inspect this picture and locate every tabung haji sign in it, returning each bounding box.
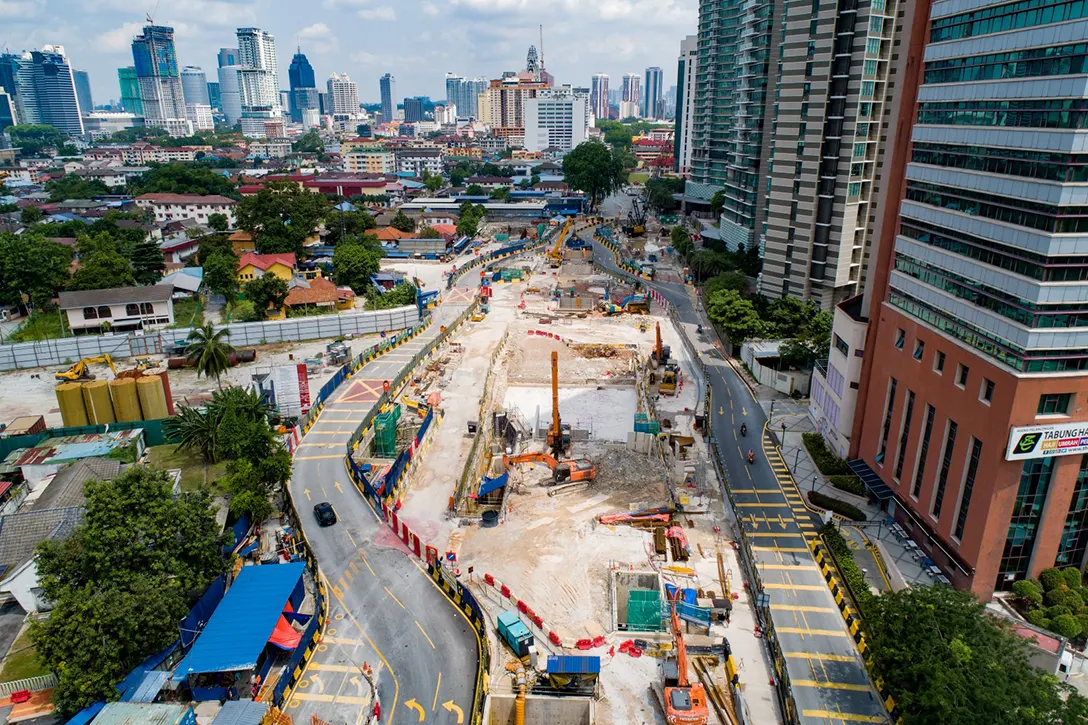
[1006,423,1088,461]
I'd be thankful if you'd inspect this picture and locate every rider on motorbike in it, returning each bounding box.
[747,448,755,464]
[740,423,747,437]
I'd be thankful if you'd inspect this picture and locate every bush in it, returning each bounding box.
[1062,567,1084,590]
[1047,605,1072,620]
[1040,567,1065,592]
[1045,587,1076,608]
[821,524,875,616]
[829,475,865,496]
[1026,609,1050,629]
[1051,613,1083,639]
[1012,580,1044,608]
[808,490,867,521]
[802,432,852,475]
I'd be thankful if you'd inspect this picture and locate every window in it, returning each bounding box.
[998,457,1056,586]
[913,340,925,361]
[126,303,140,316]
[894,390,916,480]
[1056,455,1088,568]
[97,306,112,319]
[140,302,154,315]
[956,363,969,388]
[894,329,905,349]
[954,438,983,540]
[833,334,849,357]
[934,350,946,374]
[912,404,936,498]
[83,307,98,320]
[876,378,898,465]
[932,420,958,519]
[980,378,995,404]
[1038,393,1073,416]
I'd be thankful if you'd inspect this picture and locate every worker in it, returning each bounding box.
[740,423,747,437]
[747,449,755,464]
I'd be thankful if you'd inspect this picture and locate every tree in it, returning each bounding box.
[518,178,532,190]
[563,141,628,210]
[688,250,734,281]
[670,226,694,257]
[422,170,444,193]
[779,310,833,369]
[19,206,43,225]
[129,238,166,285]
[185,323,235,388]
[126,163,239,198]
[326,209,376,246]
[865,585,1088,725]
[366,280,417,310]
[5,124,68,156]
[450,170,467,187]
[705,271,750,297]
[243,272,288,317]
[764,296,819,338]
[237,181,329,255]
[645,176,684,213]
[203,251,239,303]
[45,175,110,202]
[418,226,442,239]
[464,184,486,197]
[292,129,324,154]
[31,466,224,716]
[0,232,73,306]
[490,187,512,202]
[333,241,381,292]
[164,386,273,462]
[68,249,136,291]
[390,210,416,233]
[710,190,725,216]
[218,459,275,521]
[457,205,486,238]
[207,212,230,232]
[706,289,766,345]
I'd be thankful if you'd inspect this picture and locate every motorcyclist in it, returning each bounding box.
[747,449,755,464]
[740,423,747,437]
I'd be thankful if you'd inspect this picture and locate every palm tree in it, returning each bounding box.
[208,386,272,424]
[163,404,221,463]
[185,323,235,389]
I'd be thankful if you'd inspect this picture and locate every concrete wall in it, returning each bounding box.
[488,694,592,725]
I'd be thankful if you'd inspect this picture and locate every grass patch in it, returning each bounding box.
[8,309,68,342]
[822,523,876,616]
[0,627,50,682]
[147,444,227,492]
[628,172,650,185]
[802,431,852,475]
[169,298,203,329]
[829,474,865,496]
[808,490,867,521]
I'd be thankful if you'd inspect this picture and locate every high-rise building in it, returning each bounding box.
[289,49,318,124]
[481,73,549,142]
[326,73,359,116]
[217,66,243,126]
[621,73,641,111]
[688,0,778,252]
[824,0,1088,598]
[73,69,93,115]
[0,89,15,130]
[444,73,487,120]
[6,46,85,135]
[236,28,280,137]
[403,97,424,123]
[218,48,239,68]
[186,103,214,131]
[760,0,899,307]
[180,66,210,106]
[524,87,590,153]
[674,36,698,177]
[117,66,143,116]
[642,67,663,120]
[206,81,221,111]
[131,25,189,134]
[590,73,609,121]
[379,74,396,123]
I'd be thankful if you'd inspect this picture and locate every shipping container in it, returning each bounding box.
[496,610,534,657]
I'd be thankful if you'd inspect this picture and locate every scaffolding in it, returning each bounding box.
[374,404,402,457]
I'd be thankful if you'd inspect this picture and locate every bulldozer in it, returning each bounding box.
[55,354,118,382]
[502,452,597,484]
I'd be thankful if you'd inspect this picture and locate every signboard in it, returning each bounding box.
[269,364,311,417]
[1006,423,1088,461]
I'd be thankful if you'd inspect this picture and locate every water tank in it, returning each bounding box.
[137,375,169,420]
[110,378,142,422]
[82,380,116,425]
[155,371,176,415]
[56,383,89,427]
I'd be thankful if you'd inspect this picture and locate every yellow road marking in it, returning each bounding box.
[339,577,349,591]
[730,489,787,494]
[792,680,874,692]
[746,532,806,538]
[361,556,375,576]
[292,692,371,705]
[296,454,346,460]
[801,711,885,723]
[752,546,810,553]
[349,561,358,574]
[344,528,357,547]
[777,627,850,636]
[786,652,859,663]
[384,586,406,609]
[309,663,362,672]
[758,564,820,571]
[737,502,792,508]
[762,583,830,591]
[433,672,442,711]
[416,620,436,649]
[771,604,838,613]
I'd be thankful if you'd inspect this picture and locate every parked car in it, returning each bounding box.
[314,502,337,526]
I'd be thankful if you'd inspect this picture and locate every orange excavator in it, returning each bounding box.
[665,590,709,725]
[546,350,571,455]
[502,452,597,484]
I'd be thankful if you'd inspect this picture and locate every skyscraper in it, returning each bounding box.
[379,73,395,122]
[403,97,423,123]
[117,66,142,115]
[0,53,32,126]
[674,36,697,176]
[590,73,609,121]
[445,75,487,119]
[180,66,210,106]
[524,87,589,153]
[326,73,359,116]
[0,89,14,130]
[131,25,189,134]
[7,46,84,135]
[218,48,239,68]
[288,49,319,124]
[73,69,93,115]
[642,67,663,120]
[206,81,221,111]
[621,73,641,107]
[235,28,280,137]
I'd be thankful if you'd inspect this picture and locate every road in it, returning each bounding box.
[286,282,482,725]
[589,232,890,725]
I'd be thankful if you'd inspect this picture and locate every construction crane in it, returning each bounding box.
[55,354,117,382]
[502,452,597,483]
[624,195,647,237]
[546,350,571,455]
[665,590,709,725]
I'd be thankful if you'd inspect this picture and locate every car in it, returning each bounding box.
[314,502,337,526]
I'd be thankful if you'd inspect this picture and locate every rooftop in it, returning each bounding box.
[30,458,122,512]
[285,276,351,307]
[135,193,237,205]
[237,252,297,271]
[59,285,174,310]
[0,506,84,578]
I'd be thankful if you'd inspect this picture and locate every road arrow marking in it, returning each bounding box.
[311,673,325,694]
[718,406,724,416]
[742,407,747,416]
[443,701,464,724]
[405,699,426,721]
[335,481,344,493]
[350,676,363,695]
[303,489,311,501]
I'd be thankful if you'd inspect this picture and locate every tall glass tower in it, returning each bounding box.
[288,49,318,124]
[131,24,186,124]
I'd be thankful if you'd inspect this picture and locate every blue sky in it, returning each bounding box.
[1,0,696,107]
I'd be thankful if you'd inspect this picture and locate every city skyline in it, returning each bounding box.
[0,0,690,110]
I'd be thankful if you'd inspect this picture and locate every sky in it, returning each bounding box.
[0,0,697,108]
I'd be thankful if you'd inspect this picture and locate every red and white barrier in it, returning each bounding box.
[480,573,607,651]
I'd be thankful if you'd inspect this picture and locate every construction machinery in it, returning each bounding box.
[547,219,574,268]
[623,195,647,237]
[503,452,597,483]
[651,323,672,367]
[55,354,118,382]
[664,590,709,725]
[546,350,571,454]
[659,365,679,396]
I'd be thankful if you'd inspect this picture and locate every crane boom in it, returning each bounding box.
[664,590,709,725]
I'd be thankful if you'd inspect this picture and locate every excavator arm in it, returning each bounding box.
[503,452,560,469]
[55,354,117,381]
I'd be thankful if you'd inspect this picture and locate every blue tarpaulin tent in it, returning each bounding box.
[478,472,508,497]
[172,563,306,679]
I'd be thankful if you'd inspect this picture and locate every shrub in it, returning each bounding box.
[1026,609,1050,629]
[1012,580,1043,609]
[809,490,867,521]
[829,475,865,496]
[1051,613,1083,640]
[1040,567,1065,592]
[1046,605,1072,620]
[1045,587,1075,608]
[1062,567,1084,590]
[802,432,852,475]
[821,524,875,616]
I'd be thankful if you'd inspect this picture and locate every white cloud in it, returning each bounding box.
[299,22,334,39]
[449,0,694,25]
[92,21,145,53]
[322,0,370,6]
[350,50,382,67]
[357,5,395,20]
[420,1,440,15]
[0,0,38,18]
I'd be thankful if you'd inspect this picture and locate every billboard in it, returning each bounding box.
[1005,423,1088,461]
[269,363,311,417]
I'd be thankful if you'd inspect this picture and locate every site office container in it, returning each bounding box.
[497,610,534,657]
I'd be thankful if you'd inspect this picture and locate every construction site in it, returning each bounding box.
[383,220,780,725]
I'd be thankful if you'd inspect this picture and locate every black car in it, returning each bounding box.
[314,502,337,526]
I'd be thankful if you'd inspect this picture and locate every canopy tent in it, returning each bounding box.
[477,472,508,498]
[269,615,302,650]
[172,562,306,679]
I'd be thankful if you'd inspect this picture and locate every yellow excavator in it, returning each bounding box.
[55,354,118,382]
[547,219,574,268]
[502,452,597,483]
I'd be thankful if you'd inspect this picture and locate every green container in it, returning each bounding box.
[374,404,402,457]
[626,589,663,631]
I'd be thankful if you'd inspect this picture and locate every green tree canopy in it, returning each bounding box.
[670,226,694,257]
[68,249,135,291]
[562,141,628,210]
[46,175,111,202]
[333,239,382,292]
[19,206,44,225]
[0,232,73,307]
[292,129,324,154]
[203,251,239,303]
[237,181,329,256]
[706,289,766,345]
[644,176,684,213]
[456,204,486,238]
[422,170,444,192]
[390,210,416,233]
[779,310,833,369]
[366,280,417,310]
[207,212,230,232]
[164,386,273,462]
[764,296,820,338]
[185,323,235,388]
[326,209,376,246]
[464,184,486,197]
[418,226,442,239]
[31,466,225,716]
[450,170,467,187]
[710,189,725,216]
[490,187,512,201]
[126,163,239,198]
[243,272,289,316]
[688,250,735,282]
[705,271,750,297]
[5,124,69,156]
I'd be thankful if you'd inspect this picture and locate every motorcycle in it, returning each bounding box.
[747,449,755,465]
[740,423,747,437]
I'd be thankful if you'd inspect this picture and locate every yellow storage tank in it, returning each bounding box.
[110,378,142,422]
[56,383,89,427]
[82,380,116,425]
[137,375,169,420]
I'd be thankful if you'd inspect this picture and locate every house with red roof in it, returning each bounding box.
[236,253,297,283]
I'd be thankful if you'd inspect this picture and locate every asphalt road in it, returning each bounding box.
[589,233,889,725]
[286,281,480,725]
